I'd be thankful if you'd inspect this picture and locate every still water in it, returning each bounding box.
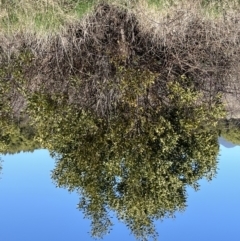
[0,139,239,241]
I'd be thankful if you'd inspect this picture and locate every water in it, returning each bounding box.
[0,139,239,241]
[0,52,230,240]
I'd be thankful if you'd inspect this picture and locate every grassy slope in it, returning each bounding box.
[0,0,238,35]
[0,0,97,36]
[1,0,240,119]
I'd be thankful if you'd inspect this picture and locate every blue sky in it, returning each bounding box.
[0,143,239,241]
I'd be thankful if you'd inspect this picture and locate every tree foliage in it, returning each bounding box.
[25,67,224,240]
[0,3,231,239]
[219,119,240,145]
[0,120,40,154]
[0,49,40,154]
[0,46,226,241]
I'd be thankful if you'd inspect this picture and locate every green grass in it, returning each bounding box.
[147,0,174,8]
[74,0,96,17]
[0,0,97,36]
[198,0,240,18]
[0,0,137,37]
[145,0,240,16]
[1,0,240,37]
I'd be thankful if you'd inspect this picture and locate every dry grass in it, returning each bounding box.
[134,0,240,118]
[0,0,96,38]
[1,0,240,119]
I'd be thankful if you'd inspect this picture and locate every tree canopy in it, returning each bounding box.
[0,48,226,241]
[24,69,224,240]
[0,3,232,240]
[219,119,240,145]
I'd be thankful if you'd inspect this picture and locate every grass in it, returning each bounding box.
[0,3,239,238]
[0,0,97,36]
[147,0,175,8]
[0,0,136,37]
[1,0,240,37]
[0,0,240,124]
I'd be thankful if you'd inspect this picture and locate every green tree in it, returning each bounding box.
[0,122,40,154]
[0,49,40,154]
[26,69,224,241]
[219,119,240,145]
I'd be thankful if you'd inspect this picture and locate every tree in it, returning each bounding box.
[26,70,224,241]
[0,116,40,154]
[0,49,40,154]
[219,119,240,145]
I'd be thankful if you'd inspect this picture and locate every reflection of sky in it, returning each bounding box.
[0,145,239,241]
[158,144,240,241]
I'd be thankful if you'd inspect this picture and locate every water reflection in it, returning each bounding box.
[1,85,228,240]
[1,65,239,240]
[219,118,240,145]
[219,137,237,148]
[1,142,238,241]
[0,133,236,240]
[0,2,240,239]
[51,127,219,240]
[0,157,2,177]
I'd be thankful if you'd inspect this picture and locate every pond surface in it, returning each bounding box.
[1,2,240,240]
[0,41,233,240]
[0,139,239,241]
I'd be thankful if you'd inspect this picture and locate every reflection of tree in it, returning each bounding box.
[51,122,220,240]
[0,4,235,236]
[0,157,2,178]
[0,50,40,155]
[219,119,240,145]
[0,118,40,154]
[26,72,224,241]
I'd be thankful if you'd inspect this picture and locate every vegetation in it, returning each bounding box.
[26,73,223,240]
[219,119,240,145]
[0,46,225,240]
[1,0,240,37]
[0,0,97,36]
[0,119,40,154]
[0,0,240,240]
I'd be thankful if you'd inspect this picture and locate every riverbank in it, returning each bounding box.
[1,1,240,115]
